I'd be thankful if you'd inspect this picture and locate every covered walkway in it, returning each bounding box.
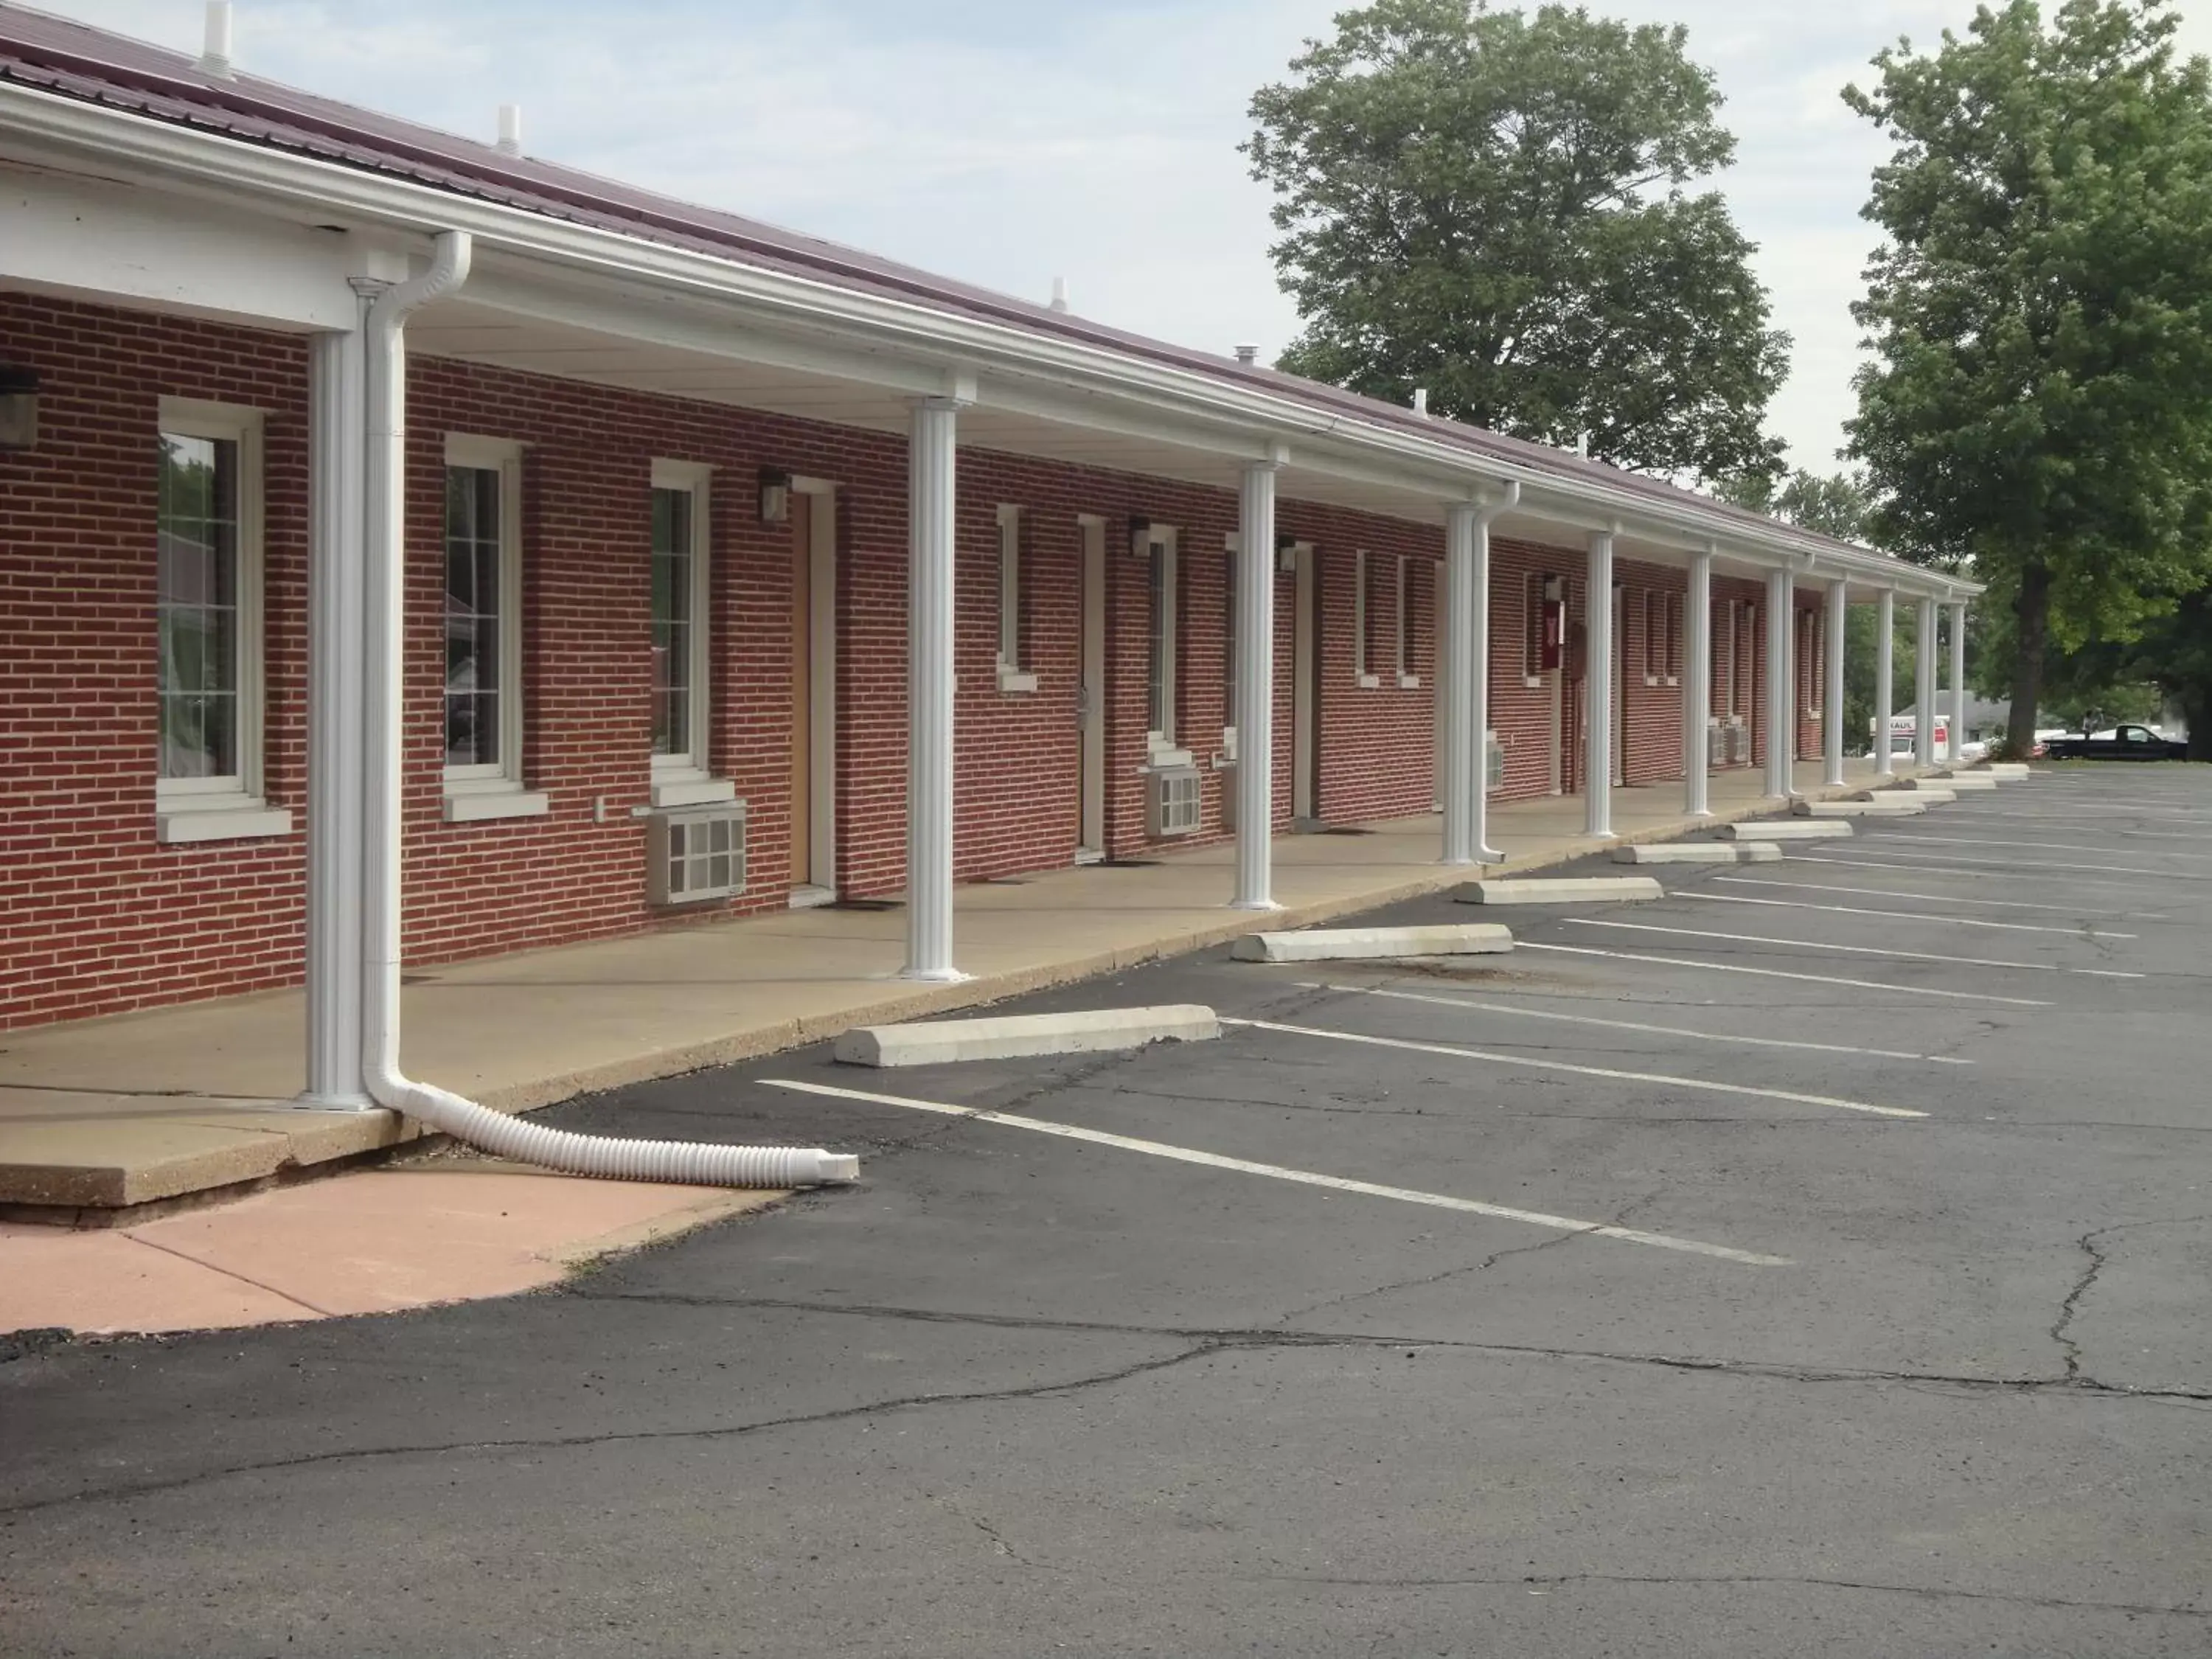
[1,759,1909,1214]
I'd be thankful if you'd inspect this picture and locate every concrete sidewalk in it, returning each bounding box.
[0,760,1913,1215]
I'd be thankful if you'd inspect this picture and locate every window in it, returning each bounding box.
[1222,540,1237,731]
[1666,593,1683,684]
[1395,557,1417,686]
[1523,572,1547,680]
[442,436,546,821]
[1354,552,1381,687]
[996,504,1036,692]
[1798,608,1819,714]
[1643,590,1662,681]
[649,460,731,808]
[154,401,288,843]
[1141,523,1180,756]
[1721,599,1741,716]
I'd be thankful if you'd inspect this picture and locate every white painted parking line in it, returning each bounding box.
[1515,941,2052,1007]
[1801,849,2189,891]
[1301,981,1971,1065]
[1563,918,2145,979]
[765,1077,1794,1265]
[1680,889,2134,939]
[1868,832,2212,866]
[1711,873,2166,922]
[1226,1018,1927,1119]
[1968,812,2205,834]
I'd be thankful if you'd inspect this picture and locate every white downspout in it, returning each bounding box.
[360,232,855,1187]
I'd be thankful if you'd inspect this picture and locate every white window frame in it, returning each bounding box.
[1722,599,1741,717]
[1642,589,1662,684]
[153,397,291,844]
[1140,522,1187,765]
[1394,556,1419,688]
[648,460,732,809]
[995,504,1037,693]
[1220,532,1239,762]
[442,434,547,822]
[1799,607,1820,717]
[1352,551,1379,688]
[1666,592,1683,686]
[1523,571,1548,686]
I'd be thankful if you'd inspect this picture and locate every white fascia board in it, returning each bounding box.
[0,82,1978,599]
[0,156,358,330]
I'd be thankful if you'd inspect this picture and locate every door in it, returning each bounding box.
[1076,518,1106,860]
[788,486,836,897]
[1293,543,1318,822]
[790,492,814,887]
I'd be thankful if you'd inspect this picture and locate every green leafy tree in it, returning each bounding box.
[1844,0,2212,757]
[1245,0,1790,484]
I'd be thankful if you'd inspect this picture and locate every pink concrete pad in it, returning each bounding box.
[122,1164,776,1318]
[0,1221,323,1335]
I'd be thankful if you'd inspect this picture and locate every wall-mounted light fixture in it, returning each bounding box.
[1127,515,1152,554]
[0,366,39,451]
[1275,531,1299,574]
[757,467,790,525]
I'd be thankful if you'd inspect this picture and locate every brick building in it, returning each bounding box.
[0,4,1975,1102]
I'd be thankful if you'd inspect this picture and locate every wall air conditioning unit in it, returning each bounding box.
[1147,766,1203,838]
[648,801,747,905]
[1484,729,1505,793]
[1724,719,1750,767]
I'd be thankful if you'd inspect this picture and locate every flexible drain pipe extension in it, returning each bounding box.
[358,231,856,1188]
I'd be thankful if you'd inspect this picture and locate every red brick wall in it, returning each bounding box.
[0,294,311,1029]
[0,293,1775,1032]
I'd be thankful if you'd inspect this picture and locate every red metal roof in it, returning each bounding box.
[0,0,1893,562]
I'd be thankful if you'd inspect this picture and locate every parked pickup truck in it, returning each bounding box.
[2041,724,2191,761]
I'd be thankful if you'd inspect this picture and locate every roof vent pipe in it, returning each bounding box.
[496,104,523,156]
[1234,344,1259,366]
[1576,431,1591,459]
[1048,276,1069,313]
[199,1,234,77]
[1411,387,1429,417]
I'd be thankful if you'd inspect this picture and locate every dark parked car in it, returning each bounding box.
[2041,724,2190,761]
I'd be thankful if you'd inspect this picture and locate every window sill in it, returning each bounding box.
[650,775,737,810]
[156,803,294,844]
[1397,673,1421,690]
[1644,675,1660,688]
[997,666,1040,695]
[1356,672,1380,690]
[1523,674,1544,689]
[1144,746,1195,773]
[443,788,551,824]
[1665,677,1680,687]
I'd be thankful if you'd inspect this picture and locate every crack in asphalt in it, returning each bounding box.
[1241,1569,2211,1619]
[0,1339,1221,1520]
[2051,1211,2212,1380]
[16,1288,2211,1520]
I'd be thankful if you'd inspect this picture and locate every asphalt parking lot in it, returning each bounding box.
[4,766,2209,1658]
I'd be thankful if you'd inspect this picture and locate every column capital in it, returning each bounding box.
[1249,440,1290,471]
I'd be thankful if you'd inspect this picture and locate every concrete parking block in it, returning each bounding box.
[1723,820,1852,841]
[1986,762,2031,779]
[834,1006,1220,1067]
[1905,787,1958,803]
[1798,800,1927,818]
[1232,925,1514,963]
[1458,876,1663,904]
[1934,773,2000,790]
[1611,842,1785,865]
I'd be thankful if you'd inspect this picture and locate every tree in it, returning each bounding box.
[1245,0,1790,485]
[1844,0,2212,757]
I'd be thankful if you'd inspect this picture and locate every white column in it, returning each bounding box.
[1441,505,1480,863]
[1947,602,1969,762]
[902,397,963,981]
[1914,597,1938,770]
[1683,549,1712,816]
[1232,460,1279,908]
[1584,530,1615,838]
[299,311,372,1109]
[1823,577,1848,787]
[1874,589,1896,776]
[1764,566,1794,799]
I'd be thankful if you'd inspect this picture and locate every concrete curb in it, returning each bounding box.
[832,1005,1220,1068]
[1458,876,1663,904]
[1232,924,1514,963]
[1798,800,1927,818]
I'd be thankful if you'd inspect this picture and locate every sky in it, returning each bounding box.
[35,0,2212,472]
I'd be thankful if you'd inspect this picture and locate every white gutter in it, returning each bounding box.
[359,229,855,1187]
[0,80,1976,599]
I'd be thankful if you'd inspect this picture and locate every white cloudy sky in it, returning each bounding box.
[36,0,2212,470]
